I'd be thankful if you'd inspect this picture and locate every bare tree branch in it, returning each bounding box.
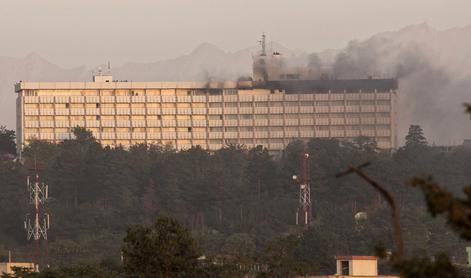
[337,163,404,258]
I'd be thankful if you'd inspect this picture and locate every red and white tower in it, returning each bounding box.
[293,153,312,227]
[24,172,50,266]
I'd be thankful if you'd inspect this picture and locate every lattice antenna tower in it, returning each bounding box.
[293,153,312,227]
[24,162,50,265]
[25,173,50,240]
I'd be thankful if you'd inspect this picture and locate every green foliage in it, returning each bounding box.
[122,217,200,277]
[410,177,471,240]
[221,233,256,262]
[0,129,469,275]
[0,126,16,155]
[393,253,465,278]
[405,125,428,148]
[258,235,302,278]
[351,135,378,153]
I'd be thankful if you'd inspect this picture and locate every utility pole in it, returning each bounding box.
[24,170,50,268]
[293,153,312,228]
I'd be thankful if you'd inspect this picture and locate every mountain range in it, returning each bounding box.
[1,23,470,145]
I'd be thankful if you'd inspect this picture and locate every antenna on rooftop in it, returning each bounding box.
[258,32,267,56]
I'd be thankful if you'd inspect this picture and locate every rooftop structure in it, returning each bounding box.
[0,262,37,275]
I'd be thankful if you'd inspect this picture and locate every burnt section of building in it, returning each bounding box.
[262,79,398,94]
[252,34,398,94]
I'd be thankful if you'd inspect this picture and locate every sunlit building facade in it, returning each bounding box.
[15,73,398,153]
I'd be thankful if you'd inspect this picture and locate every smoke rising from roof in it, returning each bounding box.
[1,23,470,145]
[327,33,470,145]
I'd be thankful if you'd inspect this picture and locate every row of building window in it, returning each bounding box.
[24,124,391,134]
[23,89,393,97]
[24,112,391,122]
[26,100,391,109]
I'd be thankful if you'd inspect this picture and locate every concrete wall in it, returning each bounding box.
[351,259,378,276]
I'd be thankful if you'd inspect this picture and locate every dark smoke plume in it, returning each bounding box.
[329,37,471,146]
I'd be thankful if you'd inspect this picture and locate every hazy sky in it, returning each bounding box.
[1,0,470,67]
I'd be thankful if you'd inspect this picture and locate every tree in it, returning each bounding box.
[259,235,302,278]
[221,233,256,262]
[405,125,428,148]
[0,126,16,155]
[141,178,159,223]
[71,126,95,142]
[351,136,377,153]
[122,217,200,277]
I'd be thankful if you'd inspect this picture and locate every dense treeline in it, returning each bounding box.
[0,127,470,275]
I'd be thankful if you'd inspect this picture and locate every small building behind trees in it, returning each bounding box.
[304,256,398,278]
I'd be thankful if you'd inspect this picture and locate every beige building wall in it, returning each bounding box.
[351,259,378,276]
[15,79,397,153]
[0,262,36,274]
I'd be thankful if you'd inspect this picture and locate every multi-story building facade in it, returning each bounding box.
[15,73,398,153]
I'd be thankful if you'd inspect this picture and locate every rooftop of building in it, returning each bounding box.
[15,78,398,93]
[265,79,398,93]
[335,255,379,261]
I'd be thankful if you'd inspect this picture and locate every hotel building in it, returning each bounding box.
[15,75,397,153]
[15,40,398,153]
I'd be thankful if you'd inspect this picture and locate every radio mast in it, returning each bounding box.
[24,170,50,266]
[293,153,312,228]
[258,32,267,56]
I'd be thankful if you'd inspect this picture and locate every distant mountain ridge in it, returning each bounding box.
[1,23,470,145]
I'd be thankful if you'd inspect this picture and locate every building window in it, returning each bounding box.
[96,103,100,108]
[377,100,390,105]
[346,100,360,106]
[224,102,237,108]
[209,103,222,108]
[96,115,101,120]
[341,261,349,275]
[224,89,238,95]
[255,102,268,107]
[187,127,192,132]
[330,100,344,106]
[65,103,70,108]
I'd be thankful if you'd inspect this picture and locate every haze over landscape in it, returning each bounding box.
[2,2,471,277]
[1,22,470,145]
